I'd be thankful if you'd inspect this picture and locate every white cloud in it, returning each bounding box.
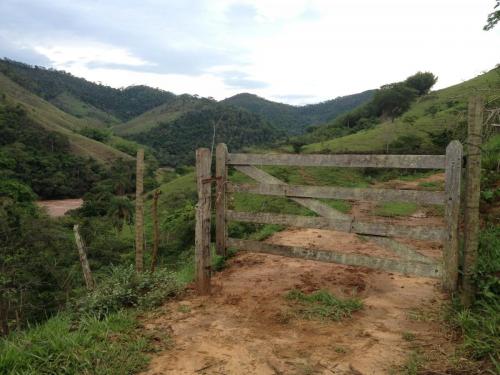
[1,0,499,104]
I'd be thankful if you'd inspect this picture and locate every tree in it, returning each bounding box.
[108,196,134,232]
[484,1,500,30]
[404,72,438,95]
[372,83,418,119]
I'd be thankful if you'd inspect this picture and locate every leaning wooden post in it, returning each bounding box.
[150,189,161,272]
[215,143,228,256]
[135,148,145,273]
[195,148,212,294]
[461,96,484,306]
[73,224,95,290]
[443,140,463,292]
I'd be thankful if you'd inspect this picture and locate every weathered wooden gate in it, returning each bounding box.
[192,140,463,295]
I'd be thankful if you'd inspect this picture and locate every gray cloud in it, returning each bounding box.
[0,0,240,75]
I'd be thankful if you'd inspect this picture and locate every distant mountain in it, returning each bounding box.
[131,104,281,166]
[0,59,175,122]
[0,58,380,167]
[222,90,374,135]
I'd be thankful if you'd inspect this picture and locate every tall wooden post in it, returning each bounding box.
[215,143,228,256]
[150,189,161,272]
[195,148,212,294]
[135,148,145,273]
[73,224,95,290]
[443,141,463,292]
[462,96,483,306]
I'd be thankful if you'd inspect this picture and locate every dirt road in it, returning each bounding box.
[140,174,454,374]
[142,232,452,374]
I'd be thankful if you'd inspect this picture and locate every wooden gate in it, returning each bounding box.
[191,140,464,294]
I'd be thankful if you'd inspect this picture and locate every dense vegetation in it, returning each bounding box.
[222,90,374,135]
[0,103,104,198]
[0,59,176,121]
[131,104,282,166]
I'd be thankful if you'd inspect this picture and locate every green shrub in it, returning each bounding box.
[74,265,181,318]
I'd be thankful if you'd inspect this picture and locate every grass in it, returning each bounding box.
[418,181,443,190]
[402,331,416,342]
[285,289,363,321]
[320,199,352,213]
[445,227,500,369]
[373,202,418,217]
[395,351,424,375]
[0,311,154,375]
[303,67,500,154]
[0,72,132,164]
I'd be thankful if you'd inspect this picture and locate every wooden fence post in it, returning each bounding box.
[135,148,145,273]
[215,143,228,256]
[462,96,484,306]
[73,224,95,290]
[443,141,463,292]
[195,148,212,294]
[150,189,161,272]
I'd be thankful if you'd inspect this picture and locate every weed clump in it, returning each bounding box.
[285,289,363,321]
[74,265,181,318]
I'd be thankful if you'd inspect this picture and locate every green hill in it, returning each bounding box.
[301,68,500,154]
[0,59,175,121]
[222,90,374,134]
[131,104,281,166]
[114,94,211,135]
[0,71,133,163]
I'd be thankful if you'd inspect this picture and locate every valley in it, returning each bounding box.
[0,57,498,375]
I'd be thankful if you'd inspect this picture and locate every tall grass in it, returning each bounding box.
[0,312,151,375]
[448,226,500,369]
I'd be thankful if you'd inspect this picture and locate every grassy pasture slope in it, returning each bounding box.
[114,95,209,136]
[303,68,500,153]
[0,72,133,163]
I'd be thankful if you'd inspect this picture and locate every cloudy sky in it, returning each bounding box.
[0,0,498,104]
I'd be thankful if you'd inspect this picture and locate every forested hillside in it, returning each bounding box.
[0,71,135,163]
[0,59,176,122]
[222,90,374,134]
[131,104,282,166]
[114,94,212,135]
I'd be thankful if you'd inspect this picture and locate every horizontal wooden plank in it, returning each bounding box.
[226,210,445,242]
[358,235,437,264]
[228,153,446,169]
[227,210,352,232]
[227,238,442,278]
[228,183,445,205]
[234,165,352,221]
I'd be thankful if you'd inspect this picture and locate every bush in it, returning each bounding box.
[74,265,181,318]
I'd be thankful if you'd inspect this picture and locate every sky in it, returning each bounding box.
[0,0,499,105]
